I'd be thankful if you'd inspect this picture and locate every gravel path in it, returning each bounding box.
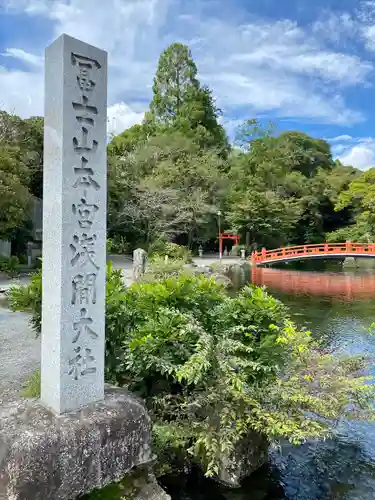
[0,305,39,397]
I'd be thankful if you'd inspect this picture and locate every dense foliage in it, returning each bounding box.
[0,112,43,240]
[106,44,365,252]
[10,264,375,477]
[327,167,375,242]
[1,41,372,253]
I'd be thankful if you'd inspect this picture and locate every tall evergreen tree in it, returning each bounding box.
[144,42,229,154]
[147,43,199,124]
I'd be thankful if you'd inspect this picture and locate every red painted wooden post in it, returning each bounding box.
[324,243,328,252]
[219,234,223,258]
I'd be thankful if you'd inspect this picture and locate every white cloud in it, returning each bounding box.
[0,66,43,117]
[312,12,358,45]
[355,1,375,52]
[363,24,375,50]
[1,48,43,66]
[328,134,353,142]
[229,30,370,85]
[0,0,371,133]
[328,135,375,170]
[107,102,144,135]
[339,143,375,170]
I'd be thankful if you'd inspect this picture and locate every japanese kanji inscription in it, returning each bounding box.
[41,34,107,415]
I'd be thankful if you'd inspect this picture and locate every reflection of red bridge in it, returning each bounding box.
[251,267,375,300]
[251,242,375,266]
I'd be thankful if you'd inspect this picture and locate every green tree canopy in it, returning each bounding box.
[144,42,229,154]
[327,167,375,242]
[147,43,199,124]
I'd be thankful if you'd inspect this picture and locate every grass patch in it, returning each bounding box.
[80,467,148,500]
[23,369,40,397]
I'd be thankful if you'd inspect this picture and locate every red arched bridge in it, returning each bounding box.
[251,242,375,266]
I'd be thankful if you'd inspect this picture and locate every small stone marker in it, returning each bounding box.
[133,248,148,281]
[42,34,107,414]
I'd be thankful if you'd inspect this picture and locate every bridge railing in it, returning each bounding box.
[251,242,375,264]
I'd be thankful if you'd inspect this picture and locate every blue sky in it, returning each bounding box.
[1,0,375,170]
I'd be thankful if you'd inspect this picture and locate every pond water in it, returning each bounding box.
[161,262,375,500]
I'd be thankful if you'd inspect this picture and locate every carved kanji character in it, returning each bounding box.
[71,52,101,91]
[72,95,98,126]
[73,126,98,153]
[70,232,99,269]
[68,346,96,380]
[72,195,99,228]
[71,53,101,69]
[72,273,97,305]
[72,308,98,343]
[73,157,100,190]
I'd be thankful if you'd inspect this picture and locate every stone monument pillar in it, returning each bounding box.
[0,34,170,500]
[42,34,107,414]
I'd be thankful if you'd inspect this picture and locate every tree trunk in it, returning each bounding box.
[187,229,193,249]
[246,232,250,248]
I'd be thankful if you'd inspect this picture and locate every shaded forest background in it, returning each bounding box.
[1,42,374,256]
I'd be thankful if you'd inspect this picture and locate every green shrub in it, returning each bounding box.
[0,255,19,275]
[142,256,187,281]
[147,238,168,256]
[10,266,375,478]
[150,242,193,263]
[9,270,41,334]
[107,235,129,254]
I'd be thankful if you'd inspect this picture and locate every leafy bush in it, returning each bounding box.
[10,266,375,478]
[0,255,19,275]
[107,235,129,254]
[148,238,168,255]
[142,256,187,281]
[8,270,41,335]
[150,242,193,263]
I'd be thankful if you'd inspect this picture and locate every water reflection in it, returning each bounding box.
[251,267,375,300]
[164,265,375,500]
[250,266,375,500]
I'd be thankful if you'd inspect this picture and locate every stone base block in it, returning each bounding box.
[0,387,154,500]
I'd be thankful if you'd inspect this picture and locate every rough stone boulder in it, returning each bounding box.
[226,264,246,288]
[0,387,169,500]
[133,474,171,500]
[343,256,359,269]
[192,265,214,276]
[212,273,233,288]
[217,431,269,488]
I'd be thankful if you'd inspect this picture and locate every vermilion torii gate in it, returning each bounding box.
[219,233,240,258]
